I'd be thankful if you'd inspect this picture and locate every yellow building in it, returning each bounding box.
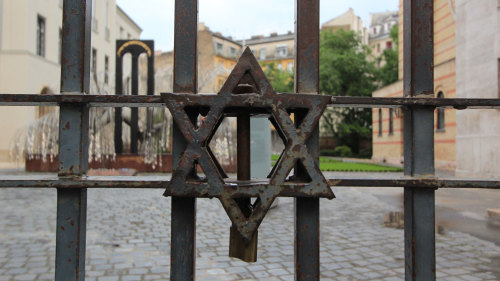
[147,23,242,94]
[372,0,457,170]
[241,32,295,73]
[368,11,398,66]
[322,8,368,45]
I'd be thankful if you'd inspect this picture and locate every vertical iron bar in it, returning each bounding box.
[294,0,320,280]
[171,0,198,280]
[56,0,91,280]
[131,54,139,153]
[237,115,251,181]
[403,0,436,280]
[236,114,251,217]
[114,53,123,153]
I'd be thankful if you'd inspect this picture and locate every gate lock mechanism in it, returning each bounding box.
[162,48,335,262]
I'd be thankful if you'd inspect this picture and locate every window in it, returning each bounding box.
[386,41,393,49]
[105,0,109,28]
[58,28,62,64]
[378,109,383,136]
[230,47,236,58]
[105,0,110,41]
[215,42,223,55]
[260,48,266,60]
[287,62,293,72]
[91,48,97,76]
[104,56,109,84]
[373,27,377,35]
[389,108,394,135]
[36,15,46,57]
[275,46,288,58]
[92,0,98,33]
[377,43,380,53]
[436,92,445,131]
[277,64,283,70]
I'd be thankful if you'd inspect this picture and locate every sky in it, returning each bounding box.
[116,0,399,52]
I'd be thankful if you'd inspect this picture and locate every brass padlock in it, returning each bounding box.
[229,198,258,262]
[229,226,258,262]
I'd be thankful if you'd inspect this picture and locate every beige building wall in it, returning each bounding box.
[455,0,500,178]
[372,81,404,165]
[322,8,368,44]
[0,0,140,162]
[372,0,457,170]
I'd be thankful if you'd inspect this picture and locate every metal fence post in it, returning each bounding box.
[170,0,198,280]
[403,0,436,280]
[56,0,91,280]
[294,0,320,279]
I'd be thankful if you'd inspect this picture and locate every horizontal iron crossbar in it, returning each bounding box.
[0,176,498,190]
[0,94,499,108]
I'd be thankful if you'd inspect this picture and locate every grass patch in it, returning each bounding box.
[271,154,402,172]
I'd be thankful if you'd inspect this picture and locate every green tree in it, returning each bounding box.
[319,29,377,156]
[262,62,294,93]
[377,25,399,86]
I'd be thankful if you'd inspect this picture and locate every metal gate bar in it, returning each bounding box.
[295,0,321,279]
[0,0,499,280]
[2,94,499,108]
[55,0,91,280]
[171,0,198,279]
[403,0,436,280]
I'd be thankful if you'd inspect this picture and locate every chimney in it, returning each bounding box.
[270,32,278,37]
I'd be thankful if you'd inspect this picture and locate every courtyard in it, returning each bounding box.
[0,170,498,281]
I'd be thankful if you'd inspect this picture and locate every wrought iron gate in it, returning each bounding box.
[0,0,499,280]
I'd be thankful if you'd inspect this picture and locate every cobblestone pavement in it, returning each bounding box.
[0,183,499,280]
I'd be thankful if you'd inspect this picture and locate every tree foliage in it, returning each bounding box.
[377,25,399,87]
[262,62,294,93]
[319,29,377,155]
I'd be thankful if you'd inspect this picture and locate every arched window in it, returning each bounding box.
[389,108,394,135]
[378,108,383,136]
[436,91,445,131]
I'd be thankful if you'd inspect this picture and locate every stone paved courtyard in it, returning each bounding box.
[0,179,499,280]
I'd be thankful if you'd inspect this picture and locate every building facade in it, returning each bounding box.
[241,32,295,73]
[322,8,368,45]
[455,0,500,178]
[0,0,141,162]
[372,0,457,170]
[368,11,398,64]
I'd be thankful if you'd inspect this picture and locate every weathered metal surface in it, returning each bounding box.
[2,94,500,108]
[295,0,321,279]
[229,100,258,262]
[1,176,500,189]
[56,0,91,280]
[163,48,333,242]
[403,0,436,280]
[170,0,198,280]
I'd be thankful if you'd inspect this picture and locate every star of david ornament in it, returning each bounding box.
[162,47,334,243]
